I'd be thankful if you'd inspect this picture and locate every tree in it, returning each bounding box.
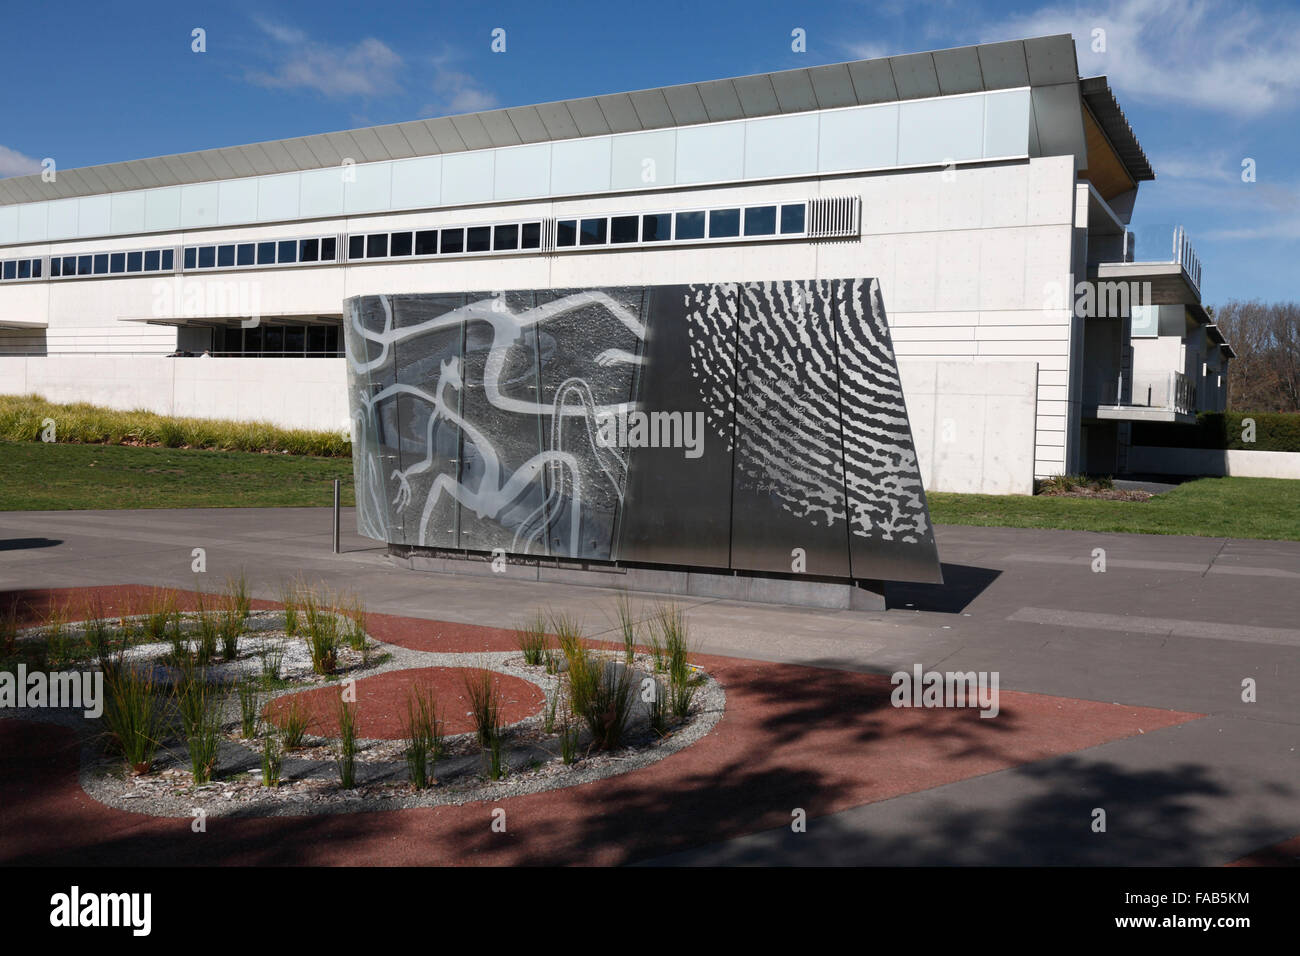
[1213,300,1300,412]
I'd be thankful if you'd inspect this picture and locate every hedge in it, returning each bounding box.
[1131,412,1300,453]
[0,394,351,458]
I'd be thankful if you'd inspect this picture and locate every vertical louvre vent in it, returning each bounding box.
[807,196,861,240]
[541,218,557,253]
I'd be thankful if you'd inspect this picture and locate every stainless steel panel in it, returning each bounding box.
[833,279,942,584]
[616,284,738,569]
[534,288,644,560]
[729,280,851,578]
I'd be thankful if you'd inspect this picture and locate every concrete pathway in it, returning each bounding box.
[1,508,1296,865]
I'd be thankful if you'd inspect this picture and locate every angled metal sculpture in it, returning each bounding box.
[344,280,942,585]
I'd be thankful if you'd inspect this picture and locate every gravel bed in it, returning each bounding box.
[5,611,725,818]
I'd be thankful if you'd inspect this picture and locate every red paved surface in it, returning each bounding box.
[0,585,1207,866]
[1229,835,1300,866]
[264,667,545,738]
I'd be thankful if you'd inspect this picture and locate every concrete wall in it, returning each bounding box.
[1127,446,1300,479]
[0,355,347,432]
[899,359,1039,495]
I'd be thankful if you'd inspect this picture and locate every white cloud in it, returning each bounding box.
[985,0,1300,115]
[431,66,498,114]
[246,19,404,98]
[0,145,42,178]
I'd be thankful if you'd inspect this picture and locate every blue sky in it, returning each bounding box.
[1,0,1297,305]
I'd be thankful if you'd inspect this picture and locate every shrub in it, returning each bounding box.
[564,641,634,751]
[260,729,283,787]
[180,680,223,785]
[279,697,312,750]
[302,592,340,675]
[142,589,174,642]
[341,595,367,652]
[237,679,261,738]
[103,666,167,774]
[0,600,17,660]
[613,593,638,667]
[335,697,358,789]
[463,667,504,780]
[516,613,548,666]
[280,584,300,637]
[1133,411,1300,453]
[226,572,251,621]
[43,601,72,668]
[218,606,241,660]
[260,639,285,684]
[663,614,706,720]
[401,687,441,789]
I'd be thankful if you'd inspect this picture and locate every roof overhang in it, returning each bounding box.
[0,34,1084,206]
[119,313,342,327]
[0,318,47,331]
[1079,76,1154,183]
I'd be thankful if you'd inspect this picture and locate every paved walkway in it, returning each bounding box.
[1,508,1296,865]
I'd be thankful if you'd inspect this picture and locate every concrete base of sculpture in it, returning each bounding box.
[388,547,888,611]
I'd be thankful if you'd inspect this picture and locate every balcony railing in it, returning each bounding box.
[1121,224,1203,295]
[1088,369,1195,415]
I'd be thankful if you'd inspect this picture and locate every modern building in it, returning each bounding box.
[0,34,1229,495]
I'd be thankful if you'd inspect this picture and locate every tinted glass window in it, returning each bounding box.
[64,256,78,275]
[493,224,518,250]
[31,259,41,278]
[144,250,160,271]
[244,325,262,353]
[708,208,740,238]
[415,230,438,255]
[366,234,388,258]
[466,226,491,252]
[675,210,705,240]
[299,238,320,262]
[161,249,174,270]
[610,215,638,243]
[780,204,806,234]
[440,229,464,254]
[264,325,284,354]
[555,220,577,247]
[257,242,276,265]
[110,252,126,273]
[2,261,14,280]
[17,260,30,279]
[520,222,541,249]
[580,218,607,245]
[127,251,143,272]
[285,326,305,354]
[236,243,255,266]
[389,232,413,256]
[50,258,62,278]
[641,214,671,241]
[216,245,235,267]
[197,247,215,268]
[94,254,110,274]
[319,237,336,261]
[278,240,297,263]
[79,255,94,275]
[348,235,365,260]
[307,326,327,353]
[744,205,777,236]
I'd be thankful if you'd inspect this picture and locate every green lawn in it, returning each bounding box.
[0,440,355,511]
[928,476,1300,541]
[3,441,1298,542]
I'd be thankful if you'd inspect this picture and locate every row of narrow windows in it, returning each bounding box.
[0,201,812,282]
